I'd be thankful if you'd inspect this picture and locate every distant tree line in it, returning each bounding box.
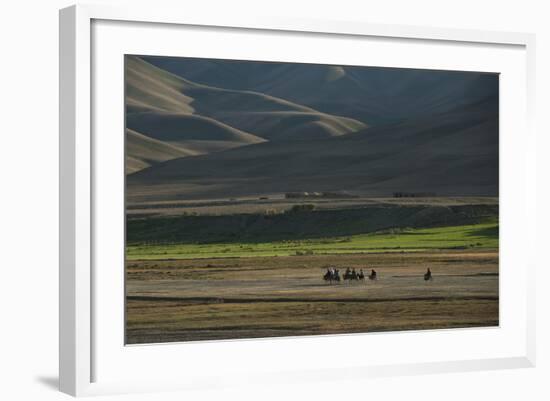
[393,192,437,198]
[288,204,316,213]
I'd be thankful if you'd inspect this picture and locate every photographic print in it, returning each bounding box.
[125,55,499,345]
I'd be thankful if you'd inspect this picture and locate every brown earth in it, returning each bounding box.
[126,250,498,344]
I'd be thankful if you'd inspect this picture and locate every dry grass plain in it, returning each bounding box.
[126,250,498,344]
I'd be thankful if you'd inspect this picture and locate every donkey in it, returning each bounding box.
[323,268,334,284]
[424,268,433,281]
[323,268,341,284]
[368,269,377,281]
[343,268,359,282]
[358,269,365,281]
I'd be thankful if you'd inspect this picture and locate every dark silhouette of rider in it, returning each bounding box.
[424,268,432,281]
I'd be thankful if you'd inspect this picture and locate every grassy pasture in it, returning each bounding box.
[127,220,498,260]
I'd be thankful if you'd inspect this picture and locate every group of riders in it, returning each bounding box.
[323,266,432,283]
[323,267,377,283]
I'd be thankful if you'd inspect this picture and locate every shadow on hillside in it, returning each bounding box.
[126,205,499,245]
[465,225,498,239]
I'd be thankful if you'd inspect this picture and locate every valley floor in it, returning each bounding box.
[126,250,498,344]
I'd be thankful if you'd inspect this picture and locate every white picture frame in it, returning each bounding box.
[59,3,536,397]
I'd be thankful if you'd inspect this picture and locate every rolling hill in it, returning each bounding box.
[126,112,266,152]
[125,55,368,172]
[126,128,198,174]
[125,55,498,200]
[141,55,499,125]
[127,100,498,202]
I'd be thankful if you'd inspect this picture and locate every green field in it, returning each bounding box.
[127,219,498,260]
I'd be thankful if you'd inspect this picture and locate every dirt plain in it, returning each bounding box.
[126,250,498,344]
